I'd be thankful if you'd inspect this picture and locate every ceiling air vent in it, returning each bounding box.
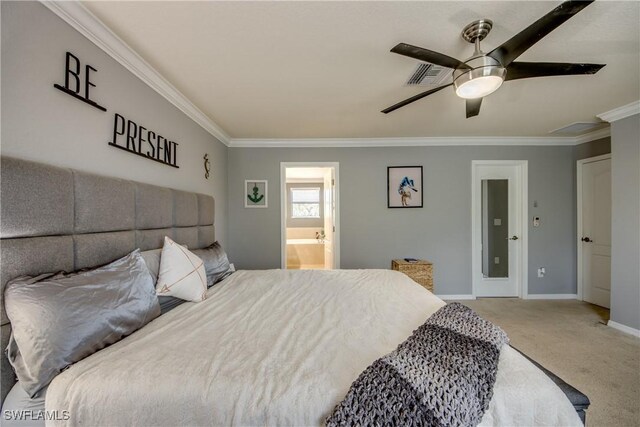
[406,63,449,86]
[549,122,609,136]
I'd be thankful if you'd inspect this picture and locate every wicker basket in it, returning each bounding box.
[391,259,433,292]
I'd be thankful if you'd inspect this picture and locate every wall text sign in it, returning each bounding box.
[109,113,179,168]
[54,52,106,112]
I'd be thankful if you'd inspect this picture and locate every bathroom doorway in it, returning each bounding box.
[280,162,340,269]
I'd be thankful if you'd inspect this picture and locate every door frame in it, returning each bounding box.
[280,162,340,269]
[576,153,611,301]
[471,160,528,298]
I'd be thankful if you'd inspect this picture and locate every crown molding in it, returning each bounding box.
[41,1,617,149]
[229,129,610,148]
[597,100,640,123]
[572,126,611,144]
[40,1,231,146]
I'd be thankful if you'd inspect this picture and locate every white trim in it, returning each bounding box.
[524,294,578,300]
[280,162,340,270]
[40,1,231,145]
[577,153,613,164]
[471,160,528,298]
[576,153,612,301]
[597,101,640,123]
[608,320,640,338]
[437,295,477,301]
[549,121,607,137]
[280,165,286,269]
[572,127,611,144]
[519,162,529,298]
[230,130,608,148]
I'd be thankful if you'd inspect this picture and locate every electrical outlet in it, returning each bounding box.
[533,216,540,227]
[537,267,546,278]
[494,257,500,264]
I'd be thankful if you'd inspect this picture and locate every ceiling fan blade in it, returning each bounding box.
[466,98,482,118]
[382,83,452,114]
[391,43,471,70]
[505,61,605,81]
[487,0,595,66]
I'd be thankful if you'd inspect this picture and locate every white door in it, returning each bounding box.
[473,163,525,297]
[580,158,611,308]
[323,168,335,269]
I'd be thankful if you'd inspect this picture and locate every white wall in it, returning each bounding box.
[610,114,640,331]
[1,2,228,245]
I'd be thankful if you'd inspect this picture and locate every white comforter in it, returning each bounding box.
[47,270,581,426]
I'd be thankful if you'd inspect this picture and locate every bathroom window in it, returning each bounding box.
[291,187,321,218]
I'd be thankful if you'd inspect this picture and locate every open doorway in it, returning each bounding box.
[281,162,340,270]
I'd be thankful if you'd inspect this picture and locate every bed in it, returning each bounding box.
[0,157,588,426]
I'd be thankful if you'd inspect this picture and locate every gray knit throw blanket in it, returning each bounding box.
[326,303,509,427]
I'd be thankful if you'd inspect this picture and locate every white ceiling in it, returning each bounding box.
[82,1,639,140]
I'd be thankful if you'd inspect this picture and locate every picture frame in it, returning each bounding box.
[244,180,268,208]
[387,166,423,208]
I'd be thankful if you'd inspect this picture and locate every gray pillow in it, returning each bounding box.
[4,250,160,398]
[140,248,162,283]
[192,242,233,287]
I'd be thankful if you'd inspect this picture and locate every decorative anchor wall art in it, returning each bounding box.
[245,180,268,208]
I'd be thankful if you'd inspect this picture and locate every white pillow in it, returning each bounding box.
[156,236,207,302]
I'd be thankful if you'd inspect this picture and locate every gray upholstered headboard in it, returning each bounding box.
[0,156,216,405]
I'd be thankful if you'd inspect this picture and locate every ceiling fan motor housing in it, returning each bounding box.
[453,55,506,99]
[461,19,493,43]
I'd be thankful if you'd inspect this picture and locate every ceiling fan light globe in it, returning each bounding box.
[453,66,506,99]
[455,75,504,99]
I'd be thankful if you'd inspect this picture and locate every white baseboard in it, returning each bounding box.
[437,295,477,300]
[608,320,640,338]
[524,294,578,300]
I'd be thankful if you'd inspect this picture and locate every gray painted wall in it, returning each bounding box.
[4,2,626,302]
[574,137,611,161]
[609,114,640,330]
[228,146,576,296]
[1,1,228,245]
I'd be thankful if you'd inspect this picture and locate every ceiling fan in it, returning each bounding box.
[382,0,605,118]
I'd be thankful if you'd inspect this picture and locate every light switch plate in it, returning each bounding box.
[494,218,502,226]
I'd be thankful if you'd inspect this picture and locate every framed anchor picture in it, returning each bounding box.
[244,180,268,208]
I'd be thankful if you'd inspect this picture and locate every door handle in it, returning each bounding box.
[581,237,592,243]
[507,236,519,241]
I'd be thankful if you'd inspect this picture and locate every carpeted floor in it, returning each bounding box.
[454,298,640,427]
